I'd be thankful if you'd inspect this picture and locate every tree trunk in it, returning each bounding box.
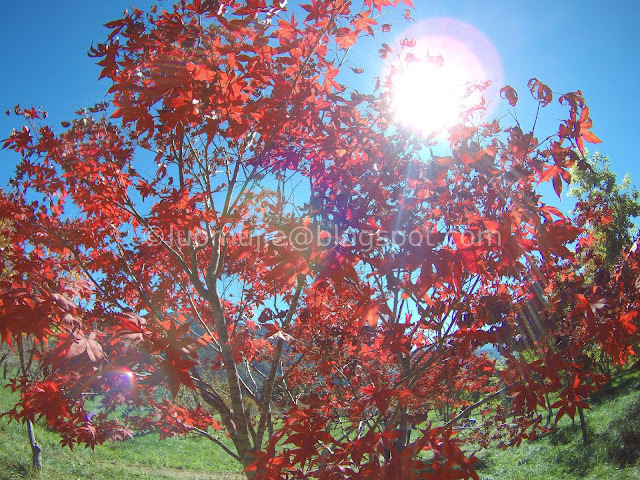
[396,355,412,451]
[577,407,589,446]
[27,420,42,473]
[0,352,8,373]
[545,393,553,428]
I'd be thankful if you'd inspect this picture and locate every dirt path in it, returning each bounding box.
[91,460,245,480]
[126,466,244,479]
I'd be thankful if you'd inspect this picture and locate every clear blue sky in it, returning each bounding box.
[1,0,639,212]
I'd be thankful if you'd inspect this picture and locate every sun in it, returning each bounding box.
[392,55,473,135]
[389,19,502,137]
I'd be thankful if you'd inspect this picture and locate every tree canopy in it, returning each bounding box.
[1,2,637,479]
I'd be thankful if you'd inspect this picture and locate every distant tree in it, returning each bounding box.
[570,152,640,279]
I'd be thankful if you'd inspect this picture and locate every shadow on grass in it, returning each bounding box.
[547,421,594,447]
[0,455,38,480]
[590,368,640,405]
[602,395,640,467]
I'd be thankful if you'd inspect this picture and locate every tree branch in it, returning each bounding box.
[444,386,511,430]
[255,275,305,449]
[187,426,240,462]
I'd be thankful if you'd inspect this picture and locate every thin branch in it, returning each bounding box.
[255,275,306,448]
[187,426,240,461]
[192,376,236,437]
[444,386,511,430]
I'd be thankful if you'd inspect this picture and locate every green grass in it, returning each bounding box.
[4,370,640,479]
[476,368,640,479]
[0,378,243,480]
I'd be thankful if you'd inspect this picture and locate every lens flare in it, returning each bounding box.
[104,366,138,398]
[389,18,502,137]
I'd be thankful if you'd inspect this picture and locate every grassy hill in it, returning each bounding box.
[2,370,640,479]
[476,369,640,479]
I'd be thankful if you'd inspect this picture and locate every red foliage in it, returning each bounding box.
[0,1,636,479]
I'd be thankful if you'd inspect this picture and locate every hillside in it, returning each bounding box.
[476,368,640,479]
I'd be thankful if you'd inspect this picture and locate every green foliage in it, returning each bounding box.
[570,152,640,277]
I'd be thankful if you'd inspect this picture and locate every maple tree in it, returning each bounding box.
[1,1,638,479]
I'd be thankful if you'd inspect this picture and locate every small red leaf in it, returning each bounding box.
[500,85,518,107]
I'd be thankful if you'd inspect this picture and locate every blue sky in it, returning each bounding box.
[1,0,639,213]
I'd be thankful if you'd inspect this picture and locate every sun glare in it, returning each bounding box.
[390,19,502,137]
